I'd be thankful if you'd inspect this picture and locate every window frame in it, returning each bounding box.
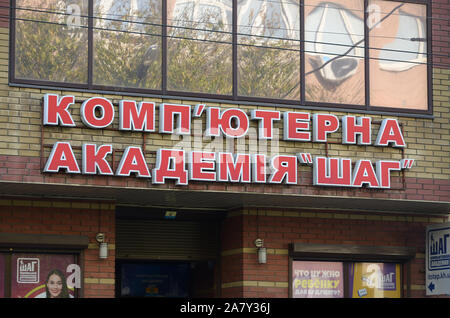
[9,0,433,117]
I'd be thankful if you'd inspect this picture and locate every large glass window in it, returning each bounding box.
[237,0,301,100]
[93,0,162,89]
[11,0,430,113]
[304,0,364,105]
[15,0,88,83]
[368,0,427,110]
[167,0,233,95]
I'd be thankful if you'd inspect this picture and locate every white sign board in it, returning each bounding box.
[426,223,450,295]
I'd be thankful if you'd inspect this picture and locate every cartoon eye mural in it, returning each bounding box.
[377,11,426,72]
[305,2,364,84]
[304,0,365,104]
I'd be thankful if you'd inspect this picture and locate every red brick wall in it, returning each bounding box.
[0,200,116,298]
[221,209,449,298]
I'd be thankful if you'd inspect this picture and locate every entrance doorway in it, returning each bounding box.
[115,207,224,297]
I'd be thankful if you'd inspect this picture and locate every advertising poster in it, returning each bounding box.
[292,261,344,298]
[349,263,401,298]
[426,223,450,295]
[11,253,79,298]
[0,254,4,298]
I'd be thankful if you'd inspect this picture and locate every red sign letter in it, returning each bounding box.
[342,116,372,145]
[116,147,151,178]
[375,119,405,148]
[119,100,155,132]
[352,160,379,188]
[376,160,401,188]
[283,112,311,141]
[44,142,80,173]
[189,151,216,181]
[217,153,251,182]
[81,97,115,128]
[43,94,76,127]
[313,157,352,187]
[159,104,191,135]
[153,149,188,185]
[250,110,281,139]
[82,144,113,175]
[269,155,298,184]
[312,114,339,142]
[207,108,249,138]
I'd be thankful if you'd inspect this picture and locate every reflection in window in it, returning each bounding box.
[167,0,233,95]
[15,0,88,83]
[93,0,162,89]
[237,0,301,100]
[305,0,365,105]
[369,0,427,110]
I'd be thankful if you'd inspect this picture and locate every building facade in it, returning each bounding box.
[0,0,449,298]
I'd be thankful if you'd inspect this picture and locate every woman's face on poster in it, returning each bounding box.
[47,274,63,298]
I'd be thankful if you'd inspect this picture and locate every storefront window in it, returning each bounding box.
[348,262,401,298]
[290,258,403,298]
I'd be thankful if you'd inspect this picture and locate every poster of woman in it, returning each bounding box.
[11,253,78,298]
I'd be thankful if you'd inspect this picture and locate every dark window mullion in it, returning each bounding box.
[364,0,370,110]
[88,0,93,89]
[300,0,305,105]
[162,0,167,94]
[232,0,237,100]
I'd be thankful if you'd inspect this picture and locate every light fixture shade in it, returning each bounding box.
[258,247,267,264]
[99,242,108,259]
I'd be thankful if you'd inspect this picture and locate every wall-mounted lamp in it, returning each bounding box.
[96,233,108,259]
[254,238,267,264]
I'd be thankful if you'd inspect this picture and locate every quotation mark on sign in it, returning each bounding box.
[298,153,313,165]
[401,159,415,169]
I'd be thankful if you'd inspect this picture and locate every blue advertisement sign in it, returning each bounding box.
[426,223,450,295]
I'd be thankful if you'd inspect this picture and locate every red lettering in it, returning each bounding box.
[313,157,352,186]
[352,160,379,188]
[283,112,311,141]
[81,97,115,128]
[376,160,401,188]
[189,151,216,181]
[43,94,76,127]
[250,110,281,139]
[269,155,298,184]
[119,100,155,132]
[375,119,405,147]
[342,116,372,145]
[159,103,191,135]
[82,144,113,175]
[43,142,80,173]
[207,108,249,138]
[116,146,151,178]
[252,154,267,183]
[153,149,188,185]
[313,114,339,142]
[217,153,251,182]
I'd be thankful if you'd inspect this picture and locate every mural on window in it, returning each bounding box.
[15,0,89,83]
[369,0,427,110]
[93,0,162,89]
[11,253,80,298]
[167,0,233,95]
[238,0,301,100]
[305,0,365,105]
